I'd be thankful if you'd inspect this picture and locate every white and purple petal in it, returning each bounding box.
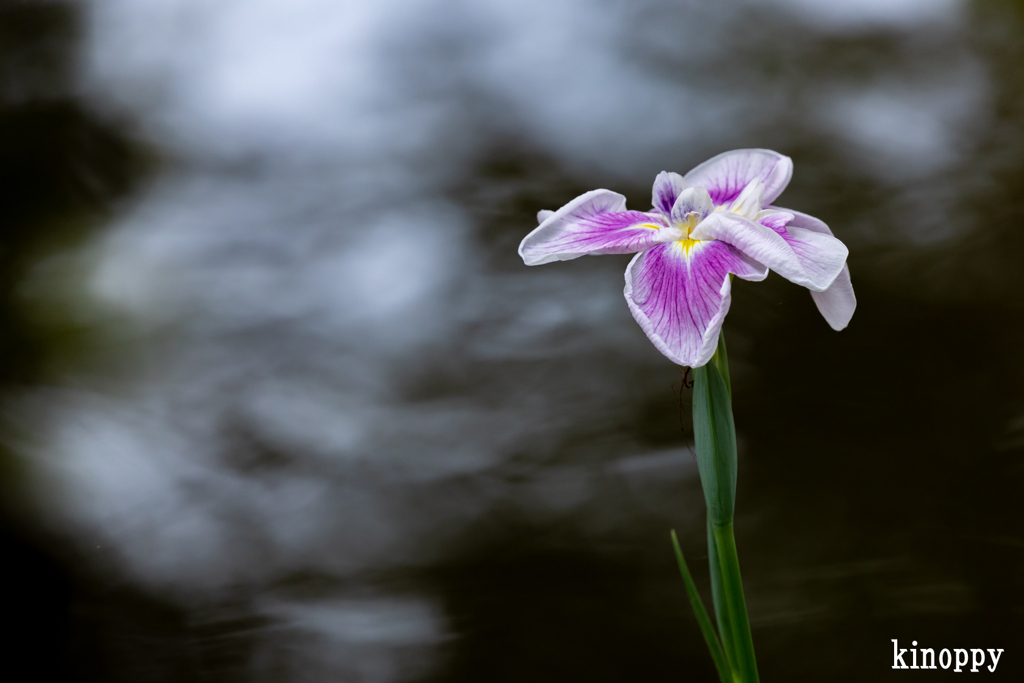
[652,171,688,216]
[756,210,849,292]
[689,210,811,286]
[519,190,666,266]
[683,149,793,207]
[770,207,856,329]
[810,265,855,331]
[769,206,832,236]
[669,186,715,227]
[624,241,767,368]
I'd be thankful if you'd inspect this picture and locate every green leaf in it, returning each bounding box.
[671,530,733,683]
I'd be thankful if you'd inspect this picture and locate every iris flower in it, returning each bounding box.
[519,149,855,367]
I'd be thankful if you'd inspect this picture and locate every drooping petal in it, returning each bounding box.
[683,149,793,206]
[669,186,714,227]
[623,241,767,367]
[780,227,849,291]
[519,190,666,266]
[811,265,855,331]
[652,171,688,216]
[770,207,856,329]
[756,211,849,291]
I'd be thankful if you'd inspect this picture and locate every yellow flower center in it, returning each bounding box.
[676,211,703,254]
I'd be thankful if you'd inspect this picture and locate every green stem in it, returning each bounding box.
[710,522,759,683]
[707,517,737,671]
[692,345,737,527]
[691,330,758,682]
[712,331,732,399]
[670,530,733,683]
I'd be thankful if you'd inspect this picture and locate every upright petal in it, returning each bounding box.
[624,241,766,367]
[727,179,765,219]
[519,190,665,266]
[683,149,793,206]
[770,207,856,329]
[669,186,714,226]
[652,171,688,216]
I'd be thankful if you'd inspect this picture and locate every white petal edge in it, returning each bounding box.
[771,206,829,235]
[811,265,856,330]
[689,211,818,288]
[519,189,656,266]
[623,250,733,368]
[772,206,857,329]
[683,149,793,206]
[780,225,850,292]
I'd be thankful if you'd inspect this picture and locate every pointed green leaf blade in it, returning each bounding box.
[671,530,733,683]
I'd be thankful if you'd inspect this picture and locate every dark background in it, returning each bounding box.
[1,0,1023,680]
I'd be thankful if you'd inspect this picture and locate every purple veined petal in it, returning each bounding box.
[780,226,849,291]
[757,210,847,290]
[683,149,793,207]
[771,206,857,329]
[537,209,555,223]
[689,210,807,285]
[756,210,792,236]
[623,241,767,367]
[669,186,714,227]
[519,190,667,266]
[652,171,688,216]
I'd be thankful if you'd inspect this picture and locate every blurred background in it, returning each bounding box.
[1,0,1023,680]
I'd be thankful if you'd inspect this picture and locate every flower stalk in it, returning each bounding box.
[677,331,759,682]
